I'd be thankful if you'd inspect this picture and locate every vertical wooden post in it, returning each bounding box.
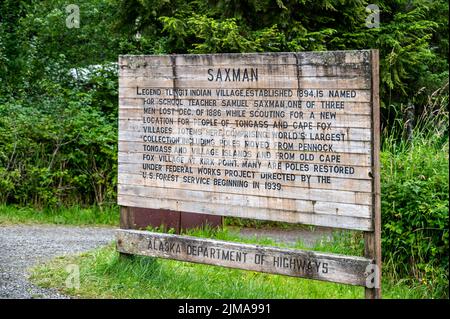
[365,49,382,299]
[120,206,134,229]
[119,206,134,259]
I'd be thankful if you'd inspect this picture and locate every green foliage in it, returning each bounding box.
[0,204,119,225]
[380,96,449,297]
[0,76,118,207]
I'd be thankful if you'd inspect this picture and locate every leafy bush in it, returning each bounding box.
[0,71,118,207]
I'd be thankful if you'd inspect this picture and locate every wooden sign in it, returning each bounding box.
[117,50,381,298]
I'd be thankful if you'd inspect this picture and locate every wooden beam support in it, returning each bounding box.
[365,49,382,299]
[116,229,373,287]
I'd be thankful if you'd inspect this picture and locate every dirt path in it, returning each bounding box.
[0,225,115,299]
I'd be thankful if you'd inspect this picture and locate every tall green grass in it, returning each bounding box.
[380,87,449,298]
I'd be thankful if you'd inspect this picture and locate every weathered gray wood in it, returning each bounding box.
[118,171,373,193]
[119,137,373,154]
[118,184,372,218]
[120,97,373,115]
[116,229,373,286]
[118,50,376,231]
[118,124,373,142]
[365,49,382,299]
[119,77,371,90]
[118,162,372,180]
[118,51,370,68]
[118,195,373,231]
[119,110,373,128]
[120,65,370,79]
[118,152,372,171]
[118,167,373,193]
[118,87,373,103]
[117,172,373,205]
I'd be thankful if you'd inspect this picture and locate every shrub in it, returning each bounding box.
[0,71,118,207]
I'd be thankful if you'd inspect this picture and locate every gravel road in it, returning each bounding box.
[0,225,116,299]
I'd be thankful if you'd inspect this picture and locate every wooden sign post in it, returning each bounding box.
[117,50,381,298]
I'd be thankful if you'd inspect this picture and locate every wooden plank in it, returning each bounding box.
[119,125,373,142]
[298,64,371,78]
[118,169,372,193]
[119,63,369,75]
[119,98,373,116]
[117,194,373,231]
[118,162,372,181]
[119,143,372,160]
[119,53,299,68]
[117,172,372,205]
[118,184,372,218]
[119,106,372,120]
[116,229,373,285]
[296,50,370,65]
[118,132,373,155]
[119,64,371,78]
[119,109,372,128]
[118,87,372,102]
[365,49,382,299]
[119,118,372,131]
[120,206,134,229]
[119,76,371,90]
[118,51,371,67]
[119,139,373,155]
[118,124,372,144]
[118,149,372,167]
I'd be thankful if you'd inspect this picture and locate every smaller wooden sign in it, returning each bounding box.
[117,229,373,286]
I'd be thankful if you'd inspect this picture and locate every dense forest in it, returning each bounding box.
[0,0,448,297]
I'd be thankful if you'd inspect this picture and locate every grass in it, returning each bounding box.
[29,226,434,299]
[169,224,365,257]
[0,204,119,226]
[224,216,312,230]
[379,99,449,298]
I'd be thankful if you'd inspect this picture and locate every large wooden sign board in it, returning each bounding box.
[117,50,381,298]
